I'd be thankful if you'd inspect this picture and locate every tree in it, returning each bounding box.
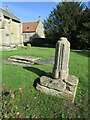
[76,7,90,49]
[43,2,85,49]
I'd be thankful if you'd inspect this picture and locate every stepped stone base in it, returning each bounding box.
[36,73,79,102]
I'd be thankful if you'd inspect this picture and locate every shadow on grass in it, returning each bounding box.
[23,66,47,77]
[33,78,40,88]
[23,66,47,88]
[71,50,90,57]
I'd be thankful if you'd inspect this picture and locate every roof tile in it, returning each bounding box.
[22,22,39,33]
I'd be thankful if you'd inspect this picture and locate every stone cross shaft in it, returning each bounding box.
[52,37,70,80]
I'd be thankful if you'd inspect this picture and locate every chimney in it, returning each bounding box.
[39,16,41,22]
[6,4,8,11]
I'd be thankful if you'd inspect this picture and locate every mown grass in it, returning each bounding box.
[2,47,89,119]
[2,46,55,60]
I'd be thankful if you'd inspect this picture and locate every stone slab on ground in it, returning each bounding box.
[2,57,54,67]
[9,55,40,62]
[3,55,41,66]
[8,58,31,64]
[36,74,79,102]
[2,60,31,67]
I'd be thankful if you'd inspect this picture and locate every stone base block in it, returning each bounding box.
[36,74,79,102]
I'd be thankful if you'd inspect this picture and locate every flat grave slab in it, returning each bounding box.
[2,59,31,67]
[2,56,54,67]
[2,55,41,67]
[9,55,40,62]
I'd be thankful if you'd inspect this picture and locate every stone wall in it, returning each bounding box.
[0,13,23,50]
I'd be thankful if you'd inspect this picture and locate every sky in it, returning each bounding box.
[2,2,58,22]
[1,2,89,23]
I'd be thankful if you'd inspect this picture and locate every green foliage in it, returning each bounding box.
[2,86,23,118]
[2,47,89,118]
[76,7,90,49]
[24,38,54,48]
[43,2,89,49]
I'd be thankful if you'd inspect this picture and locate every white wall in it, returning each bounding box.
[36,21,45,38]
[23,32,35,42]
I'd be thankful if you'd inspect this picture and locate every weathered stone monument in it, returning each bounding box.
[36,37,79,102]
[52,37,70,79]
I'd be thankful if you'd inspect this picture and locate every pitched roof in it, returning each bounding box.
[0,8,21,22]
[22,22,39,33]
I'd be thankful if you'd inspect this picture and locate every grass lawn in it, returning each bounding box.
[1,47,89,119]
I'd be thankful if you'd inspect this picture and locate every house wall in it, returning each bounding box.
[36,21,45,38]
[22,21,45,42]
[23,32,35,42]
[0,12,23,50]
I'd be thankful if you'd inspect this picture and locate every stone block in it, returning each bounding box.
[65,75,79,86]
[40,76,66,92]
[36,37,79,102]
[36,83,64,97]
[36,74,79,102]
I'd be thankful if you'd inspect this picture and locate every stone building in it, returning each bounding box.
[22,16,45,42]
[0,6,23,50]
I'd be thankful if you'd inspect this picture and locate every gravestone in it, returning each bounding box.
[27,43,31,49]
[36,37,79,102]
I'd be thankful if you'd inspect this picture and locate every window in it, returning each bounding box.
[26,26,29,30]
[25,33,27,38]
